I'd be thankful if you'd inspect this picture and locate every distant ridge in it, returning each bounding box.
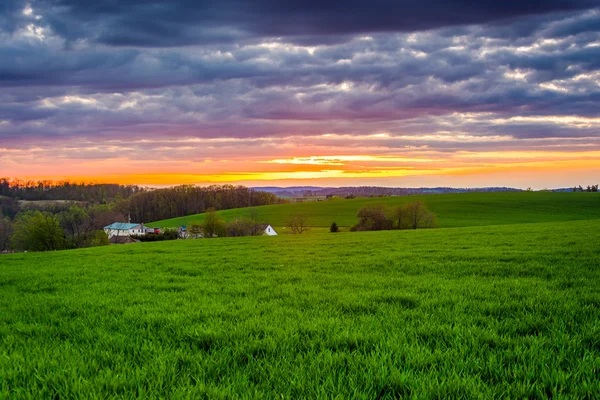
[252,186,522,198]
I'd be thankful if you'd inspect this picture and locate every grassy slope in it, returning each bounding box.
[1,219,600,398]
[151,192,600,229]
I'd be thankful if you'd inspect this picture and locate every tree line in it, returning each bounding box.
[0,204,123,252]
[573,185,598,192]
[118,185,281,223]
[0,183,283,252]
[0,178,144,202]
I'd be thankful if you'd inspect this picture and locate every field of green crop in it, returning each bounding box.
[1,216,600,398]
[151,192,600,230]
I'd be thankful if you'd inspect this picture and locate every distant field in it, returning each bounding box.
[1,219,599,397]
[151,192,600,229]
[18,199,81,208]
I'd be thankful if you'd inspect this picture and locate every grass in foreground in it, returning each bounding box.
[151,191,600,230]
[1,219,600,398]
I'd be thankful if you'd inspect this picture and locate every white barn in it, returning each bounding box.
[262,224,278,236]
[104,222,146,238]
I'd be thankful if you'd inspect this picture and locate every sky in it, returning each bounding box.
[0,0,599,189]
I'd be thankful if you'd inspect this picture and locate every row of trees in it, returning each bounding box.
[118,185,281,223]
[350,202,438,231]
[573,185,598,192]
[0,204,123,252]
[0,178,143,202]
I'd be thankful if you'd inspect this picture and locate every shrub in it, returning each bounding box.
[352,204,393,231]
[330,222,339,233]
[352,202,438,232]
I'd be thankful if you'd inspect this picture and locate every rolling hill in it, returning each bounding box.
[150,192,600,229]
[1,219,599,397]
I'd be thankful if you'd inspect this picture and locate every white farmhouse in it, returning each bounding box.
[104,222,147,238]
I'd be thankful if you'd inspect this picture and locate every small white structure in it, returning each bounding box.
[262,224,278,236]
[104,222,146,238]
[177,226,189,239]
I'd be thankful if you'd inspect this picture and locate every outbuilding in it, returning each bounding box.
[261,224,278,236]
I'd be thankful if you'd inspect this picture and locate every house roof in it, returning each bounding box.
[109,236,139,244]
[104,222,141,230]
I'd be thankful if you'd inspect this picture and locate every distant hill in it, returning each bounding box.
[253,186,522,198]
[151,191,600,230]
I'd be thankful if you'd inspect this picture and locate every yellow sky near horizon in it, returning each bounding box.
[4,151,599,190]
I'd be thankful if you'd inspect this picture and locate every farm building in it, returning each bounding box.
[104,222,147,238]
[261,224,278,236]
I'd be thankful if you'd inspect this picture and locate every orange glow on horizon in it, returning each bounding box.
[7,156,599,189]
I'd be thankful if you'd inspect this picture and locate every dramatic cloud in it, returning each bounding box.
[0,1,599,188]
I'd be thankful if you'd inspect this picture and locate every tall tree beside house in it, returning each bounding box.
[59,204,123,248]
[202,208,226,238]
[11,211,66,252]
[60,204,88,248]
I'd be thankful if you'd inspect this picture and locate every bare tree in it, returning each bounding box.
[285,214,312,234]
[247,208,264,236]
[404,201,438,229]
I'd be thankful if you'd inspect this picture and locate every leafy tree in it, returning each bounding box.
[330,222,339,233]
[202,208,226,237]
[11,211,66,251]
[60,204,88,248]
[60,204,125,248]
[0,218,13,251]
[353,204,393,231]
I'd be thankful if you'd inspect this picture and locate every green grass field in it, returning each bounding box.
[1,215,600,398]
[151,192,600,230]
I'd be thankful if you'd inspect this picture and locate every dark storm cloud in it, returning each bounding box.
[17,0,597,47]
[0,0,599,163]
[0,0,26,31]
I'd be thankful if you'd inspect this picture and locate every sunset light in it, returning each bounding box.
[1,1,598,189]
